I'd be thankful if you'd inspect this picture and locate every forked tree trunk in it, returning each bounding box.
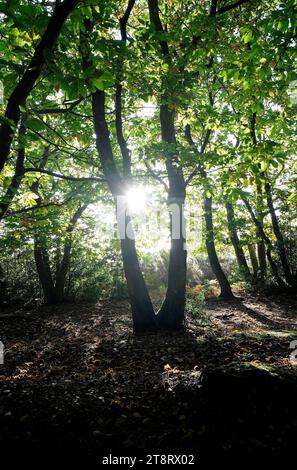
[204,197,234,299]
[35,207,87,304]
[54,205,87,302]
[225,202,251,281]
[81,7,156,332]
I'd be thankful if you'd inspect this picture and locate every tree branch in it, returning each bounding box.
[217,0,252,14]
[0,0,79,173]
[34,96,87,115]
[144,161,169,192]
[24,168,106,183]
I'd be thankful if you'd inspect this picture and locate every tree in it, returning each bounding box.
[0,0,296,327]
[34,204,87,304]
[0,0,79,172]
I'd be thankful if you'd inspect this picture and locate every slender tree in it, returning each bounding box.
[225,202,251,281]
[185,124,234,299]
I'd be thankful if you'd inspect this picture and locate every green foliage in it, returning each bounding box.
[185,288,206,323]
[0,0,296,306]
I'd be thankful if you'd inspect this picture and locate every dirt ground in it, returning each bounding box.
[0,293,297,466]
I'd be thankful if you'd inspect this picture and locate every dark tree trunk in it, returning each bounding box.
[243,198,291,292]
[31,151,58,304]
[256,190,267,278]
[147,0,187,329]
[0,264,7,305]
[34,239,58,304]
[204,197,234,299]
[35,206,86,305]
[157,200,187,329]
[91,90,156,333]
[0,0,78,172]
[225,202,251,281]
[183,124,233,299]
[265,181,296,289]
[115,83,132,178]
[250,114,267,278]
[156,103,187,329]
[256,228,267,277]
[82,8,155,332]
[55,204,88,302]
[54,246,71,302]
[31,151,84,305]
[120,216,157,333]
[0,115,26,221]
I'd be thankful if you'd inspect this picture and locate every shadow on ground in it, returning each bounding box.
[1,297,297,465]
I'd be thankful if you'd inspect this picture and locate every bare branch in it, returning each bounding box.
[24,168,106,183]
[144,161,169,192]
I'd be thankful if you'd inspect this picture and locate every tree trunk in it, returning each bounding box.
[157,199,187,329]
[248,244,259,277]
[243,198,291,291]
[91,90,156,333]
[225,202,251,281]
[204,197,234,299]
[183,124,233,299]
[156,102,187,329]
[55,240,71,303]
[0,114,26,221]
[34,239,58,304]
[250,114,267,278]
[55,204,88,303]
[256,192,267,278]
[265,181,296,289]
[147,0,187,329]
[120,216,157,333]
[256,229,267,277]
[0,264,7,305]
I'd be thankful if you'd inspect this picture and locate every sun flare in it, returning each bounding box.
[126,186,146,213]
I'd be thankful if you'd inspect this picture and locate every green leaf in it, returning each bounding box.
[27,117,45,132]
[260,160,269,172]
[91,71,115,90]
[243,30,253,43]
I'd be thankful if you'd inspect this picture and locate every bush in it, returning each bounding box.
[185,287,206,324]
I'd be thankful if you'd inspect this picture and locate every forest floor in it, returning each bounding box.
[0,292,297,466]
